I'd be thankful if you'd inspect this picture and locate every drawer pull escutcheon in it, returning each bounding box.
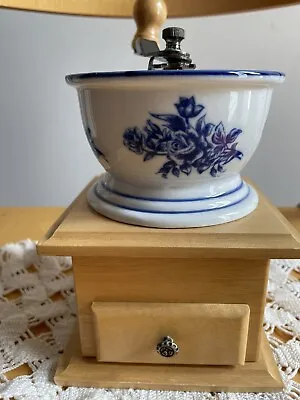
[157,336,179,357]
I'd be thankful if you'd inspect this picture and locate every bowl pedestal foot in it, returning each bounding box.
[87,174,259,228]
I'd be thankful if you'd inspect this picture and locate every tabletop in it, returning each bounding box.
[0,207,65,246]
[0,206,299,385]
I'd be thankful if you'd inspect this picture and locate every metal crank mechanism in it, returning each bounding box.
[147,27,196,71]
[135,26,196,71]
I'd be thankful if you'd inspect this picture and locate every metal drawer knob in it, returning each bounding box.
[157,336,179,358]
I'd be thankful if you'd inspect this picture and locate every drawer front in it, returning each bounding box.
[92,302,250,366]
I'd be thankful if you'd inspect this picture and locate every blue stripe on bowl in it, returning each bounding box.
[66,69,285,84]
[94,184,250,214]
[101,181,244,203]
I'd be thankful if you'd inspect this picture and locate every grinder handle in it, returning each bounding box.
[132,0,167,54]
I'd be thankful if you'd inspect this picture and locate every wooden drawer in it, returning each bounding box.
[92,302,250,366]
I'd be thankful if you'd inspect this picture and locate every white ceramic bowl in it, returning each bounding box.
[66,69,285,228]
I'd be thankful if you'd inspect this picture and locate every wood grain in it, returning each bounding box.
[37,177,300,259]
[73,256,268,362]
[1,0,298,17]
[92,302,250,366]
[54,328,283,392]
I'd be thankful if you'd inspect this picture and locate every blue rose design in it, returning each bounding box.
[167,131,201,165]
[123,128,144,154]
[122,97,244,179]
[175,96,204,119]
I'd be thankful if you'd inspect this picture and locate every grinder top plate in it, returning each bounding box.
[37,176,300,260]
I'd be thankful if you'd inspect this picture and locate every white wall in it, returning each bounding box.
[0,6,299,206]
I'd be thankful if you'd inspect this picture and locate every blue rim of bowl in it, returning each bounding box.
[65,69,285,84]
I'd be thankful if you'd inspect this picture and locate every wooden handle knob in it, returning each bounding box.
[132,0,167,52]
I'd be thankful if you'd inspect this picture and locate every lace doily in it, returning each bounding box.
[0,239,299,400]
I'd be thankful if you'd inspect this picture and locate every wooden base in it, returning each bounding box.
[55,328,284,393]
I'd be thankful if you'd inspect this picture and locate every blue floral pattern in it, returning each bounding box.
[85,126,107,162]
[123,96,244,178]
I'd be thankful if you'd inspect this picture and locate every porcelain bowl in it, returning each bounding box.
[66,69,285,228]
